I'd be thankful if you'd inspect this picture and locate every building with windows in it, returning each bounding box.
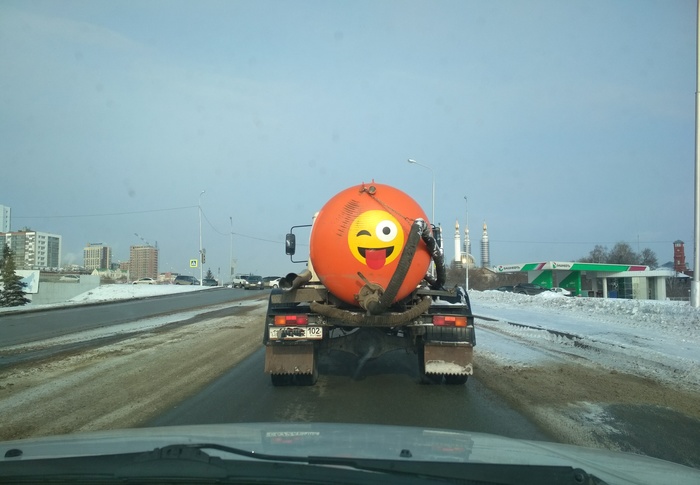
[0,229,62,270]
[673,240,687,273]
[0,205,10,233]
[83,243,112,270]
[129,245,158,281]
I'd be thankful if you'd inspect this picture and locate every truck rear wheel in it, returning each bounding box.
[444,374,469,385]
[296,368,318,386]
[270,374,292,386]
[418,345,443,384]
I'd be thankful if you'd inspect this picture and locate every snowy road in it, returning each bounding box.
[0,285,698,469]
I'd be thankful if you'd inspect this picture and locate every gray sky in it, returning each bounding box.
[1,0,695,278]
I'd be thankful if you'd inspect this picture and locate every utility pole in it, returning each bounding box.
[230,216,234,284]
[199,190,205,286]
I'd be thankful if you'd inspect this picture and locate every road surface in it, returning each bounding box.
[0,293,698,469]
[148,347,550,442]
[0,287,252,346]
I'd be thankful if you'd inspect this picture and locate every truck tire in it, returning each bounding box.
[444,374,469,385]
[270,374,292,386]
[270,371,317,387]
[296,368,318,386]
[417,345,443,385]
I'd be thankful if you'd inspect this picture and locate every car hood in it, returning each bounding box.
[1,423,698,484]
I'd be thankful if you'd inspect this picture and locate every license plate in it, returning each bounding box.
[269,326,323,340]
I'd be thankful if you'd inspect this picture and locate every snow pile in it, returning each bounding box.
[472,290,700,339]
[470,290,700,392]
[69,284,210,303]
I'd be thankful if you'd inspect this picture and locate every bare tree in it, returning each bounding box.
[580,245,608,263]
[640,248,658,268]
[607,242,639,265]
[578,241,657,267]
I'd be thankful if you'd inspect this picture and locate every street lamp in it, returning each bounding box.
[464,196,469,291]
[461,253,469,295]
[229,216,234,284]
[199,190,205,286]
[407,159,435,225]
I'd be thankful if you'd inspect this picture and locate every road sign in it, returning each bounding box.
[190,259,198,268]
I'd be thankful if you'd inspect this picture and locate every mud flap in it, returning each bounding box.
[265,344,315,375]
[423,344,473,375]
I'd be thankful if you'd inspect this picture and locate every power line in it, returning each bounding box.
[493,240,674,245]
[201,207,282,244]
[14,206,198,219]
[14,204,284,245]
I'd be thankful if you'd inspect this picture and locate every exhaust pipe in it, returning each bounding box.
[279,269,312,292]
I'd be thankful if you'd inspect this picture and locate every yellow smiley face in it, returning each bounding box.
[348,210,404,269]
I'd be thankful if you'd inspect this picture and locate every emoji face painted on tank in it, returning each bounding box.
[348,210,404,270]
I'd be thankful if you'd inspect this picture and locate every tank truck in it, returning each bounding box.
[263,182,475,386]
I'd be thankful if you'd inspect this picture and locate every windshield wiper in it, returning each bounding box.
[191,443,606,485]
[0,443,606,484]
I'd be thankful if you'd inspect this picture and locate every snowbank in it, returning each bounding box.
[470,290,700,392]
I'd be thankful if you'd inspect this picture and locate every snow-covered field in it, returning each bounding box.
[470,290,700,392]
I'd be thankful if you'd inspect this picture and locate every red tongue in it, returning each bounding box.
[366,249,386,269]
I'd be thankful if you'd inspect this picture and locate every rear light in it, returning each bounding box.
[432,315,467,327]
[273,314,309,326]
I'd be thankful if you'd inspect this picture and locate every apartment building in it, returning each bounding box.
[129,245,158,280]
[1,229,62,270]
[0,205,10,233]
[84,243,112,270]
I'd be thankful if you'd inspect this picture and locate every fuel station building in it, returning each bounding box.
[492,261,677,300]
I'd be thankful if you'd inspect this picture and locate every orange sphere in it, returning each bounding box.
[309,182,431,307]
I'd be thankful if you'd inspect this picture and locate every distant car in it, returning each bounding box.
[494,285,514,292]
[550,287,573,296]
[59,274,80,282]
[244,275,264,290]
[231,274,249,288]
[132,277,156,285]
[174,275,199,285]
[202,278,218,287]
[262,276,281,288]
[512,283,548,295]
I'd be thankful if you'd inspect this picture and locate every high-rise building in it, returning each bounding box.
[0,205,10,233]
[0,229,61,270]
[84,243,112,270]
[129,245,158,280]
[481,222,490,268]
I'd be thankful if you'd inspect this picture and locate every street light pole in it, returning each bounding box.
[464,195,469,292]
[407,159,435,225]
[198,190,205,286]
[229,216,234,284]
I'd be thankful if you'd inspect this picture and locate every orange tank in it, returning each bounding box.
[309,182,431,307]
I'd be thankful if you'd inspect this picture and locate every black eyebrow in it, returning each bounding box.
[356,230,371,237]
